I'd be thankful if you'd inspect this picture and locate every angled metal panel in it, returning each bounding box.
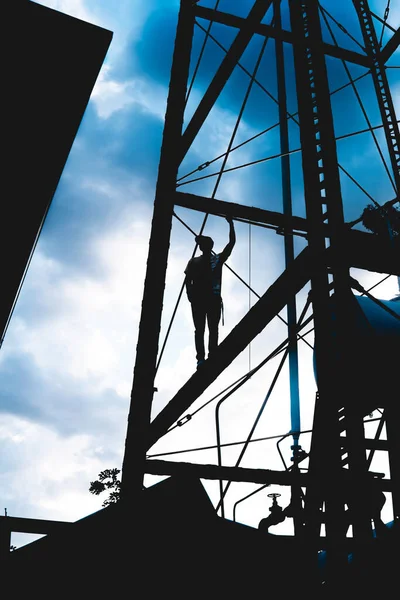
[3,2,112,347]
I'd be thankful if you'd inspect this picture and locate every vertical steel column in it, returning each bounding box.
[0,521,11,562]
[121,0,195,501]
[274,0,303,535]
[344,413,373,542]
[385,404,400,520]
[353,0,400,193]
[288,0,352,578]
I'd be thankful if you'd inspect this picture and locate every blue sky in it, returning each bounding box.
[2,0,399,547]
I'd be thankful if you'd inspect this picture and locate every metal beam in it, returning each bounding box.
[175,191,400,275]
[343,228,400,275]
[0,516,72,536]
[180,0,272,163]
[146,459,309,486]
[148,246,314,448]
[195,5,370,67]
[145,459,392,492]
[339,438,388,451]
[175,190,309,232]
[380,27,400,64]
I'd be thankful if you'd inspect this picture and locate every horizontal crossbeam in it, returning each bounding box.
[175,190,308,232]
[175,191,400,275]
[0,515,72,535]
[340,437,389,451]
[145,459,392,491]
[195,5,370,67]
[146,458,307,486]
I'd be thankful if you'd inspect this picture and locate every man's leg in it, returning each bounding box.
[191,301,206,362]
[207,295,222,357]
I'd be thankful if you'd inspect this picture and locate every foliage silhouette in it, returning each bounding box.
[89,468,121,507]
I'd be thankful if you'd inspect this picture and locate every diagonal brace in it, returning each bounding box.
[380,27,400,64]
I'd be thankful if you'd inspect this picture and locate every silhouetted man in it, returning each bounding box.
[185,217,236,368]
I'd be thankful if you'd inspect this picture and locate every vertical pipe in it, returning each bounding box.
[274,0,301,449]
[274,0,303,537]
[121,0,195,501]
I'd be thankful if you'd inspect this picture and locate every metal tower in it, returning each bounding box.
[121,0,399,587]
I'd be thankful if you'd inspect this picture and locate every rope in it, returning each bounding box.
[248,222,252,371]
[378,0,391,48]
[147,429,313,459]
[318,3,366,51]
[176,122,395,190]
[147,417,381,458]
[177,72,371,185]
[370,7,396,34]
[185,0,221,106]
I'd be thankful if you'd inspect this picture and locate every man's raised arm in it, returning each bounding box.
[220,217,236,262]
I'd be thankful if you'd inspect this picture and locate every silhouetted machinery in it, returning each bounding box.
[314,292,400,417]
[352,294,399,415]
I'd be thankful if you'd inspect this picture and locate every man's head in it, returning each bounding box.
[195,235,214,253]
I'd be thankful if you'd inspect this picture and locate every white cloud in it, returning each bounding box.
[3,209,150,396]
[91,66,167,120]
[0,415,107,523]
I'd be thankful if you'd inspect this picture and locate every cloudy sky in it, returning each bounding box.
[2,0,399,547]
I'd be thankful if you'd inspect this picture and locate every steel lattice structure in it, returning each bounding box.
[120,0,399,585]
